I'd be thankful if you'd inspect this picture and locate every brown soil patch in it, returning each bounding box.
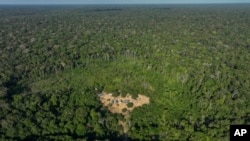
[98,92,150,133]
[99,92,150,115]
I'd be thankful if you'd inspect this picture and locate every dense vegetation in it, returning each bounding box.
[0,4,250,140]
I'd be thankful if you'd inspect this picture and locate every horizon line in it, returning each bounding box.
[0,2,250,5]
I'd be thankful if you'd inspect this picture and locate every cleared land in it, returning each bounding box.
[99,92,150,115]
[99,92,150,133]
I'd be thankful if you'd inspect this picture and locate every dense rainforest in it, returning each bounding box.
[0,4,250,140]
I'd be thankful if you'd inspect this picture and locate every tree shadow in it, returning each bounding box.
[2,74,29,101]
[20,132,132,141]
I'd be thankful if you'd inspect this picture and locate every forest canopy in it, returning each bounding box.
[0,4,250,140]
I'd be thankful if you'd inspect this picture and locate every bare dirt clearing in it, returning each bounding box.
[99,92,150,115]
[98,92,150,133]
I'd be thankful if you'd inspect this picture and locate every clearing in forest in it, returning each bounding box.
[98,92,150,115]
[98,92,150,133]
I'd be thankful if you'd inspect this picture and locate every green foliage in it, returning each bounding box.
[0,4,250,140]
[127,102,133,108]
